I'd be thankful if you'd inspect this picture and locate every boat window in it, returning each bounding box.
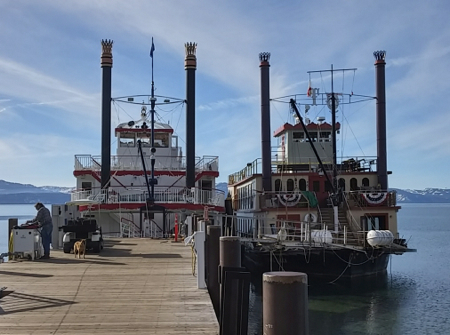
[154,133,169,147]
[312,180,320,192]
[319,131,331,142]
[81,182,92,191]
[299,178,307,191]
[293,132,304,139]
[119,133,135,147]
[307,132,318,142]
[275,179,282,192]
[350,178,358,191]
[362,178,369,187]
[287,179,294,191]
[138,134,151,146]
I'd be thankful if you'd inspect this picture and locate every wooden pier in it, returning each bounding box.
[0,238,218,334]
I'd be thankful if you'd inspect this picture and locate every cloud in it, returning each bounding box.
[0,0,449,189]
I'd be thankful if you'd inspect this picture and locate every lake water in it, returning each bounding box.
[1,203,450,334]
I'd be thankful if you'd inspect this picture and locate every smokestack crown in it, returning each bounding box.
[185,42,197,69]
[373,50,386,64]
[259,52,270,65]
[101,39,113,67]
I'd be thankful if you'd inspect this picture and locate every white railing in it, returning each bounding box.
[74,154,219,173]
[70,187,225,207]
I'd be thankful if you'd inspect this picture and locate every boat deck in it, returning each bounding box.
[0,238,218,334]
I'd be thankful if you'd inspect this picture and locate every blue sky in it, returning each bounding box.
[0,1,449,190]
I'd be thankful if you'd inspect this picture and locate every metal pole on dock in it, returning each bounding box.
[263,272,309,335]
[194,230,206,289]
[219,236,250,335]
[220,236,241,268]
[206,225,221,319]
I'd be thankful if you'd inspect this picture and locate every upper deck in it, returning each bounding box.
[74,154,219,174]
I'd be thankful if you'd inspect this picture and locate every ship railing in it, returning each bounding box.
[119,217,142,238]
[74,154,219,172]
[70,186,225,207]
[69,189,106,203]
[222,214,366,247]
[346,189,397,207]
[227,155,378,185]
[195,156,219,172]
[258,191,316,210]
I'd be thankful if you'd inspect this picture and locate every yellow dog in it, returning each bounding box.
[74,239,86,259]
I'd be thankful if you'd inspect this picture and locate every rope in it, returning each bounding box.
[8,230,14,254]
[191,244,197,276]
[271,250,285,271]
[329,262,351,284]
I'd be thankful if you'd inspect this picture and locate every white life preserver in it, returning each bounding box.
[304,213,317,223]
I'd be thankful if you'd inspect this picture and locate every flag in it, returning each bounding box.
[150,38,155,58]
[307,79,312,97]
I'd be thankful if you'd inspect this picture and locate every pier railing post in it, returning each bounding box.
[219,236,250,335]
[263,272,309,335]
[193,230,206,288]
[206,225,221,319]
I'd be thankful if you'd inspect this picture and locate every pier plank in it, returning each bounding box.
[0,238,218,334]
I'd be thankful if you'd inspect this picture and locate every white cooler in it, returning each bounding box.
[12,228,43,260]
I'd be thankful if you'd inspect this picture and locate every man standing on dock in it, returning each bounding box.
[27,202,53,259]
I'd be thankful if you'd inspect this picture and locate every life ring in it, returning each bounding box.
[304,213,317,223]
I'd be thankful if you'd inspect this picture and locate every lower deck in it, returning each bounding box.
[0,238,218,334]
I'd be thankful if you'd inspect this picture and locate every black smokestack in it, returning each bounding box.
[260,53,272,192]
[185,42,197,189]
[101,39,113,189]
[374,50,388,190]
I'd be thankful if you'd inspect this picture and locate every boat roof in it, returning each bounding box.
[115,121,174,134]
[273,121,341,137]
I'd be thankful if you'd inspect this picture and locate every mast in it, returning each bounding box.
[307,66,357,203]
[290,100,335,194]
[331,65,337,194]
[149,38,157,203]
[308,66,356,232]
[147,37,158,203]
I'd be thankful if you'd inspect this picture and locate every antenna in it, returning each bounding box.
[308,65,357,203]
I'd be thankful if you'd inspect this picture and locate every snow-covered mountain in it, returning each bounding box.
[393,188,450,203]
[216,182,228,196]
[217,182,450,203]
[1,179,449,204]
[0,180,72,204]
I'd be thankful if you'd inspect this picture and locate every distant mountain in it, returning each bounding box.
[217,181,450,203]
[0,180,449,204]
[393,188,450,203]
[216,182,228,196]
[0,180,72,204]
